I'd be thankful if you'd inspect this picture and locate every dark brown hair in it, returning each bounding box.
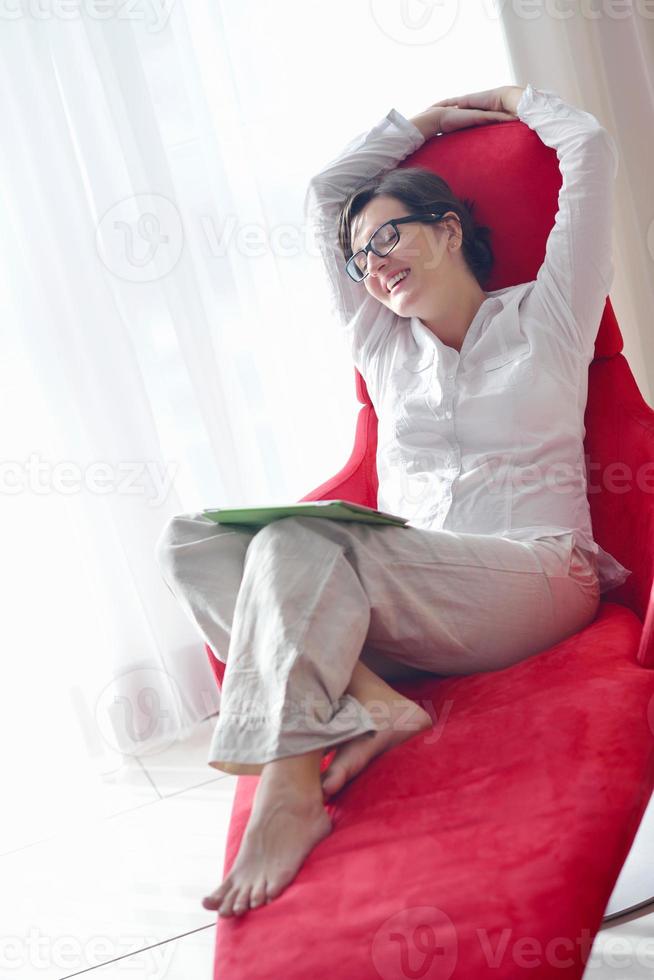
[337,167,494,288]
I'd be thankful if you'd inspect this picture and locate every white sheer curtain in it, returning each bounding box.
[0,1,511,848]
[499,1,654,404]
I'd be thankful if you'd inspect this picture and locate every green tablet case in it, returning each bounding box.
[202,500,408,527]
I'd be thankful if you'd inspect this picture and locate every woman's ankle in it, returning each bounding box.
[260,748,325,794]
[346,659,402,702]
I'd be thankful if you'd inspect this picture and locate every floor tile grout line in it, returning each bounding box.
[134,755,164,799]
[148,774,232,799]
[1,773,233,860]
[3,716,225,858]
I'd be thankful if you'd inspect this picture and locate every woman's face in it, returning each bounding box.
[349,195,456,315]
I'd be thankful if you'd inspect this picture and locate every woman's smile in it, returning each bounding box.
[389,270,411,293]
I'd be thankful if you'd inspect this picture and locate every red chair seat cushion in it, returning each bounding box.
[214,601,654,979]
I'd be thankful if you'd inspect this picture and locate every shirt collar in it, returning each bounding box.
[410,293,505,358]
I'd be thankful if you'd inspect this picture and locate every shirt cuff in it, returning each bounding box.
[515,82,619,175]
[387,107,427,152]
[516,82,563,119]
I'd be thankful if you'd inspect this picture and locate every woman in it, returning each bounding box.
[155,84,631,918]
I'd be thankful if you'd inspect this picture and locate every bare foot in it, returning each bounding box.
[202,769,332,917]
[320,696,432,797]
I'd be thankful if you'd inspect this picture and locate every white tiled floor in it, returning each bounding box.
[1,716,234,980]
[2,715,652,979]
[590,910,654,978]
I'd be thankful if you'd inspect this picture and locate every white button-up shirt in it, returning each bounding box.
[304,83,631,595]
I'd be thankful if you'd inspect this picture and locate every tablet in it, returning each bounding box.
[201,500,409,527]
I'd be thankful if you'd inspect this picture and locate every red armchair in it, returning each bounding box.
[205,117,654,979]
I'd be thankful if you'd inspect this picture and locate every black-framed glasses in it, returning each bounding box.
[345,212,448,283]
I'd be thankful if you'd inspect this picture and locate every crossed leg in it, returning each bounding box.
[155,513,587,917]
[155,514,435,917]
[203,658,433,917]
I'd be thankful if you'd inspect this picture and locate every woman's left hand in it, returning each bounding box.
[431,85,525,117]
[410,102,515,140]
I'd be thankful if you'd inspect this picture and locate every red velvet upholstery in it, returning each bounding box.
[207,118,654,978]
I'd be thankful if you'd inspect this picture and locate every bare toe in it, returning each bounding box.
[202,878,232,911]
[321,762,345,795]
[249,881,267,909]
[218,886,240,918]
[232,886,251,917]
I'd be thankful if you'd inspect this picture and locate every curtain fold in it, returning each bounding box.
[498,4,654,404]
[0,20,220,774]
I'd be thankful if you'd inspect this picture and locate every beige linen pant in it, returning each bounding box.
[154,513,600,776]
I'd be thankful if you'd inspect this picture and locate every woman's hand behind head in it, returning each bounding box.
[437,105,516,134]
[431,85,522,115]
[409,102,515,140]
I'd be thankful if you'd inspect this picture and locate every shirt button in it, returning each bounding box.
[447,373,454,380]
[445,410,452,419]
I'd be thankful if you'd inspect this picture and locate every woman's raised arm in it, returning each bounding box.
[303,108,427,335]
[513,84,618,357]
